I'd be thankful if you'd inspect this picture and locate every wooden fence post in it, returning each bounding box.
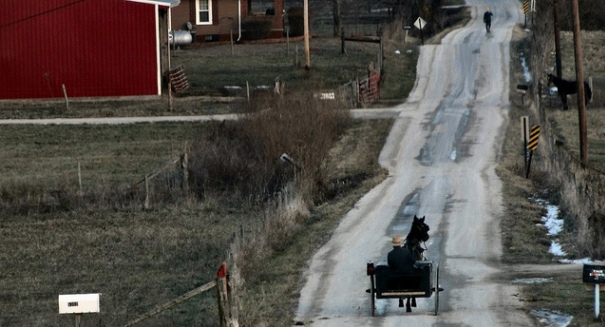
[246,82,250,103]
[216,263,238,327]
[62,84,69,110]
[355,77,360,107]
[144,176,150,210]
[181,153,188,193]
[78,161,83,196]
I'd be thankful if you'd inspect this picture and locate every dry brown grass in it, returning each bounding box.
[504,17,605,325]
[235,119,392,327]
[188,93,352,200]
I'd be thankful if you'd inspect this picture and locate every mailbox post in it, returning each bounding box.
[58,293,101,327]
[583,264,605,318]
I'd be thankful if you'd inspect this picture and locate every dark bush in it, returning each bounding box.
[242,16,273,40]
[286,7,312,37]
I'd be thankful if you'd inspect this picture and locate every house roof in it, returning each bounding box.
[126,0,180,8]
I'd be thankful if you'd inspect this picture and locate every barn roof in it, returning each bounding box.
[127,0,180,8]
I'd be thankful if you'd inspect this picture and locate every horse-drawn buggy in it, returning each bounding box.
[366,260,440,315]
[366,215,443,316]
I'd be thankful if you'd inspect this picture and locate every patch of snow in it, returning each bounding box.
[520,53,532,82]
[530,309,573,327]
[549,241,566,257]
[532,198,566,257]
[512,277,553,285]
[558,257,592,264]
[450,148,457,161]
[532,197,595,264]
[542,205,562,236]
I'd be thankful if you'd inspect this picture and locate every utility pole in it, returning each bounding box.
[571,0,587,166]
[332,0,342,37]
[553,0,562,78]
[304,0,310,69]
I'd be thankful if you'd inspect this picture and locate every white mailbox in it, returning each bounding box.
[58,293,101,314]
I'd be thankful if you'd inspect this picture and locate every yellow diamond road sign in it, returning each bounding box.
[414,17,427,30]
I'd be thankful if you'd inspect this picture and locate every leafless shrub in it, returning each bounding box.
[188,92,352,204]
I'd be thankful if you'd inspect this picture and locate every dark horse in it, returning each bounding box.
[547,73,592,110]
[399,215,430,312]
[404,215,430,260]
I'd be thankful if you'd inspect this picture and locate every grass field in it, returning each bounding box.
[0,121,240,326]
[174,38,381,97]
[0,36,415,119]
[544,31,605,173]
[0,34,406,326]
[0,117,393,327]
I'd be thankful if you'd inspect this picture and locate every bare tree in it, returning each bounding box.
[333,0,342,37]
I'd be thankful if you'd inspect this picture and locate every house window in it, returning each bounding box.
[196,0,212,25]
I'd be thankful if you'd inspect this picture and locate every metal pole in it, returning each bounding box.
[415,0,423,45]
[526,151,533,179]
[595,284,600,318]
[571,0,587,167]
[523,129,528,173]
[521,116,530,174]
[529,0,536,28]
[553,0,562,78]
[419,18,424,45]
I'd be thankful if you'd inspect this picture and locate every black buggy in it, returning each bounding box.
[366,260,441,316]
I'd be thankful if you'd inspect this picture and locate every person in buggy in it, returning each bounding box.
[387,235,418,274]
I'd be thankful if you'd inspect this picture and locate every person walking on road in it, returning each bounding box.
[483,7,493,33]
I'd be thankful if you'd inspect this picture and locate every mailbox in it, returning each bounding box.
[58,293,101,314]
[583,265,605,284]
[583,264,605,318]
[516,84,529,94]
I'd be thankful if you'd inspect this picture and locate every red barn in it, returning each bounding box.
[0,0,180,100]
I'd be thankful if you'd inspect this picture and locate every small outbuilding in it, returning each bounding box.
[0,0,180,100]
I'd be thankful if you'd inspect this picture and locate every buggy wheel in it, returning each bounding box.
[434,264,440,316]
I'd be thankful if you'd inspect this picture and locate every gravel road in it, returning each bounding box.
[294,1,536,326]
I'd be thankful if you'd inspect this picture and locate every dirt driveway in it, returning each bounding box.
[294,1,538,326]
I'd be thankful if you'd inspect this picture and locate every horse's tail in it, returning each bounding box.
[585,80,593,104]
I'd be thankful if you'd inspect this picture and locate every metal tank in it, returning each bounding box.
[169,30,193,46]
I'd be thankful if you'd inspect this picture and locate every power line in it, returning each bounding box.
[0,0,89,30]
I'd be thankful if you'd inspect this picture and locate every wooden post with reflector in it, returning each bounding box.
[521,116,530,173]
[526,125,540,178]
